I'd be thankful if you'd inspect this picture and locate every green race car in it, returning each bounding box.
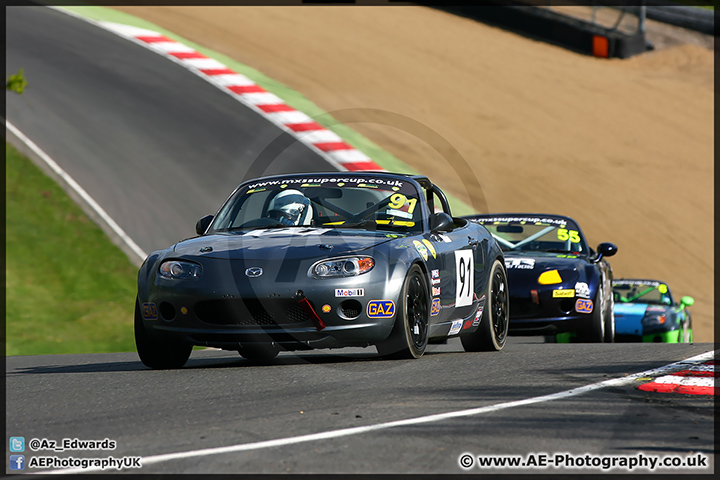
[612,279,694,343]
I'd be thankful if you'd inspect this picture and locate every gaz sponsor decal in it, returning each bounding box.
[422,239,437,259]
[574,282,590,298]
[142,303,158,320]
[367,300,395,318]
[553,289,575,298]
[335,288,364,297]
[455,250,474,307]
[430,298,441,316]
[576,298,594,314]
[413,240,429,261]
[432,286,441,296]
[449,319,463,335]
[505,258,535,270]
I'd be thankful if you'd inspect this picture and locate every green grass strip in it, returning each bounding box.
[6,143,138,355]
[58,5,474,215]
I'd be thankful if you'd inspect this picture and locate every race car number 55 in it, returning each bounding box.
[455,250,474,307]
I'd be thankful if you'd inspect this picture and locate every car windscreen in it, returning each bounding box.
[208,176,423,234]
[473,216,588,254]
[613,281,673,306]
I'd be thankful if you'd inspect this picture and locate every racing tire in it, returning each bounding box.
[376,265,430,359]
[134,298,192,369]
[238,344,280,361]
[461,259,509,352]
[577,287,606,343]
[603,288,615,343]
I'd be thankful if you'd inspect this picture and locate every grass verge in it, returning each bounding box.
[6,142,138,355]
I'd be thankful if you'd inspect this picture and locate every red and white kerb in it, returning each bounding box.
[637,360,715,396]
[100,22,384,173]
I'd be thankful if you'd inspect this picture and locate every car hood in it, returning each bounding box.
[503,251,589,284]
[172,228,395,260]
[614,303,668,335]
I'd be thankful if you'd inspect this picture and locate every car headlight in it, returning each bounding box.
[538,269,562,285]
[158,260,202,280]
[310,256,375,278]
[642,315,666,327]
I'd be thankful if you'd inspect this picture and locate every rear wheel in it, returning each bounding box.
[376,265,429,359]
[134,298,192,369]
[461,259,509,352]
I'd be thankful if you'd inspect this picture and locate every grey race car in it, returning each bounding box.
[135,172,508,368]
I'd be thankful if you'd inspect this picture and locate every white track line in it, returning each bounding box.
[6,121,147,263]
[41,349,715,474]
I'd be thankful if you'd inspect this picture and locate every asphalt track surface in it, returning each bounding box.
[5,341,715,474]
[6,6,333,255]
[5,6,716,475]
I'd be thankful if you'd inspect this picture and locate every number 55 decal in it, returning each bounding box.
[455,250,474,307]
[557,228,581,243]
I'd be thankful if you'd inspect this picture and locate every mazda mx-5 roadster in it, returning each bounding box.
[135,172,509,368]
[464,213,617,342]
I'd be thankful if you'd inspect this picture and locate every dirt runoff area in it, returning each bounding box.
[112,6,714,342]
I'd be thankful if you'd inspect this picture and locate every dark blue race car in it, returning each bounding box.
[464,214,617,342]
[612,279,694,343]
[135,172,509,368]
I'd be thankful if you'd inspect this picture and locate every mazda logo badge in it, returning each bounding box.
[245,267,263,278]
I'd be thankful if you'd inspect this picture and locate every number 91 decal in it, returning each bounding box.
[387,193,417,213]
[454,250,474,307]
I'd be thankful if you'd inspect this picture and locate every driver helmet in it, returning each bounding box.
[267,189,312,226]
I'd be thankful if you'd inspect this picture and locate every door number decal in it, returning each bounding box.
[454,250,474,307]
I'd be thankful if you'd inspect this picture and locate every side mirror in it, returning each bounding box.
[196,215,214,235]
[594,242,617,262]
[429,212,454,233]
[680,296,695,308]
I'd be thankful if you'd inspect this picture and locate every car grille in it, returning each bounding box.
[509,298,543,319]
[195,298,311,326]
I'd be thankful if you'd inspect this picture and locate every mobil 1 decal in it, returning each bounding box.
[454,249,474,307]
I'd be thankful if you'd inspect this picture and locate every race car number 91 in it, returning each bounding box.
[455,250,474,307]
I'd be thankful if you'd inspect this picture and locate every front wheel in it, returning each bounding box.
[461,259,509,352]
[577,287,605,343]
[135,298,192,369]
[376,265,430,359]
[603,288,615,343]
